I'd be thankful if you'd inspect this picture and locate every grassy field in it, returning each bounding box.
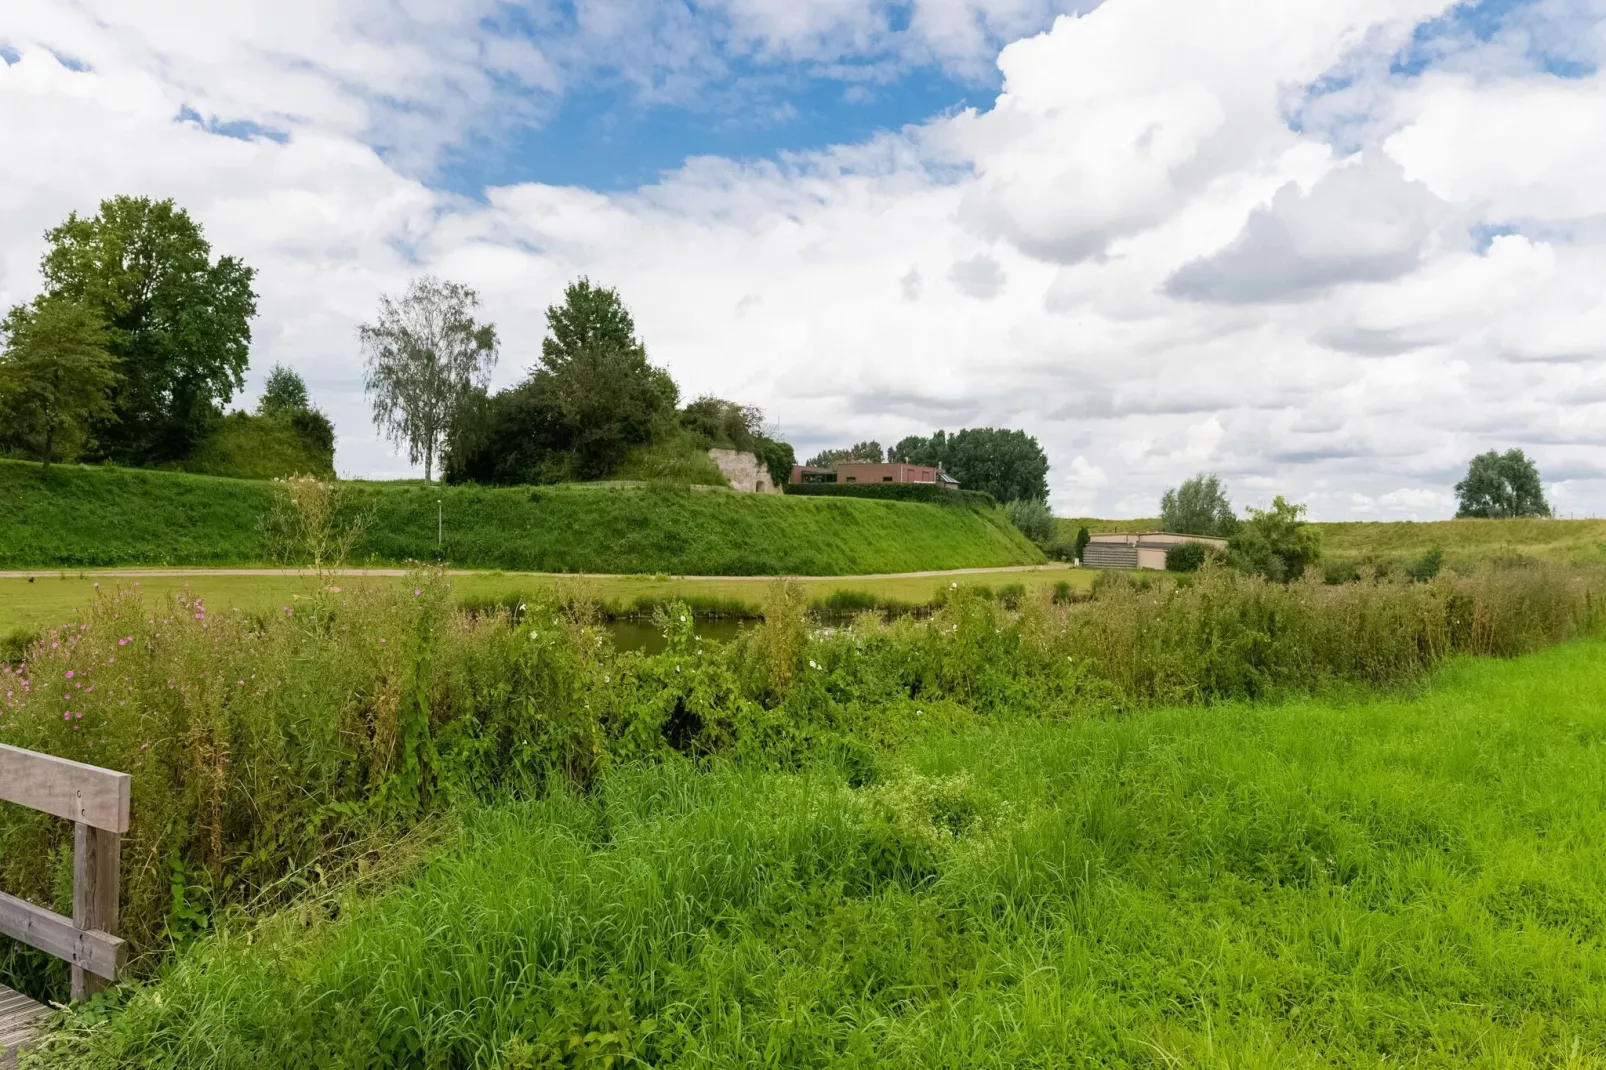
[32,636,1606,1067]
[1056,514,1606,569]
[0,565,1085,636]
[0,460,1042,574]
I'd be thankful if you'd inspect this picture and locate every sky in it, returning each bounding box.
[2,0,1603,520]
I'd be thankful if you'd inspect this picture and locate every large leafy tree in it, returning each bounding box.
[1455,449,1551,518]
[361,276,498,482]
[24,196,258,464]
[444,279,677,484]
[891,427,1049,502]
[0,298,120,466]
[1160,473,1238,536]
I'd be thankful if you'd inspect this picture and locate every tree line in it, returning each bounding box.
[802,428,1051,507]
[0,196,332,476]
[358,275,796,488]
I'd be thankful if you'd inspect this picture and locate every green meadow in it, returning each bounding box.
[27,631,1606,1067]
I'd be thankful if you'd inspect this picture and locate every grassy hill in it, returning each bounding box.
[1056,514,1606,569]
[0,460,1043,574]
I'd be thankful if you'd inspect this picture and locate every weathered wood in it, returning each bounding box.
[0,984,51,1066]
[0,744,130,832]
[71,823,121,1000]
[0,890,124,982]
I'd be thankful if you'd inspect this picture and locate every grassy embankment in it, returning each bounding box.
[1056,515,1606,570]
[0,460,1041,574]
[23,614,1606,1066]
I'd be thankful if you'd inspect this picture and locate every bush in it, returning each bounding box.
[783,482,996,508]
[181,410,335,480]
[1004,498,1054,544]
[1229,496,1322,581]
[1410,548,1445,582]
[1165,542,1208,572]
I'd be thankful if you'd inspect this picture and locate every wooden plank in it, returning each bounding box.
[0,744,130,833]
[0,891,124,982]
[71,823,120,1000]
[0,984,51,1066]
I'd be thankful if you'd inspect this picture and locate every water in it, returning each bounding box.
[604,617,754,654]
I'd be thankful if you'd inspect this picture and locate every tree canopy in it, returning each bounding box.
[23,196,258,464]
[361,276,498,483]
[1160,473,1238,536]
[0,297,120,466]
[1454,449,1551,518]
[806,441,884,467]
[258,364,311,417]
[891,428,1049,503]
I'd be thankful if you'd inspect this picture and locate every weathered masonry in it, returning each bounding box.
[0,744,131,1063]
[1082,531,1228,570]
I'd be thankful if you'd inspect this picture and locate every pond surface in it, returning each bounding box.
[604,617,755,654]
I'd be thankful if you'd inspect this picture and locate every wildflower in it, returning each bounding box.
[140,743,148,750]
[118,637,131,646]
[93,582,100,589]
[65,670,74,679]
[328,586,341,593]
[414,589,421,596]
[74,711,82,719]
[379,638,387,644]
[808,660,818,669]
[63,711,70,721]
[530,631,539,640]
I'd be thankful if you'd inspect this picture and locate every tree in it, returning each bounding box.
[1228,496,1322,581]
[806,441,884,467]
[258,364,311,416]
[361,276,498,482]
[1005,498,1054,544]
[0,298,120,466]
[1159,473,1238,536]
[22,196,257,464]
[892,427,1048,503]
[1454,449,1551,518]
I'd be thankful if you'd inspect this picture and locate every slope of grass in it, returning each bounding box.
[0,460,1043,574]
[36,638,1606,1068]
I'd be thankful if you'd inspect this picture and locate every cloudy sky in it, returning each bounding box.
[3,0,1603,518]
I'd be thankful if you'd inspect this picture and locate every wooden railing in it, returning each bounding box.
[0,744,129,999]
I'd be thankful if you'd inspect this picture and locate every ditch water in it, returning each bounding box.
[605,617,754,654]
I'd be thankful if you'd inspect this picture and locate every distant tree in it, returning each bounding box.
[258,364,311,416]
[806,441,884,467]
[1074,525,1091,563]
[1228,496,1322,581]
[1159,473,1238,536]
[937,428,1049,503]
[21,196,257,464]
[535,280,678,478]
[681,395,764,452]
[1454,449,1551,518]
[890,432,945,467]
[1005,497,1054,544]
[360,276,498,482]
[0,298,120,466]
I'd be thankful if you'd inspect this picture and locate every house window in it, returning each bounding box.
[845,477,857,482]
[882,476,893,482]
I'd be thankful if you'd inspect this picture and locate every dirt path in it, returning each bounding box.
[0,563,1072,582]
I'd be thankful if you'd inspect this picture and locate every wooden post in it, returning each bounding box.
[71,822,120,1001]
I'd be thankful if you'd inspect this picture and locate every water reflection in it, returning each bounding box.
[604,617,754,654]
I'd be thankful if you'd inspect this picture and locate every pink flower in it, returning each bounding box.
[74,711,82,719]
[63,711,70,721]
[414,589,421,596]
[65,670,74,679]
[118,637,131,646]
[140,743,148,750]
[379,638,387,644]
[93,582,100,589]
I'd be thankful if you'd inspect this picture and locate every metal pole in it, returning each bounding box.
[437,500,442,552]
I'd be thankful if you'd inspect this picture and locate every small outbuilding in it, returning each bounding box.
[1082,531,1228,571]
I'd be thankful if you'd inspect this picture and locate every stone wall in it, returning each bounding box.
[707,449,778,493]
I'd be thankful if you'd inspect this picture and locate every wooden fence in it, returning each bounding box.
[0,743,129,1000]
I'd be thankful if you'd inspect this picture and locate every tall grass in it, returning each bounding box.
[30,639,1606,1067]
[1,565,1600,1001]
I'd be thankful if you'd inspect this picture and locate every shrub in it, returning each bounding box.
[1165,542,1208,572]
[1004,498,1054,544]
[1229,496,1322,581]
[1410,548,1445,582]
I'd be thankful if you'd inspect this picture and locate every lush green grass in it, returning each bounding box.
[36,638,1606,1067]
[1057,514,1606,570]
[0,565,1083,636]
[0,459,1043,574]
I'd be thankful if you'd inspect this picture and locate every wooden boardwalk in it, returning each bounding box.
[0,984,49,1067]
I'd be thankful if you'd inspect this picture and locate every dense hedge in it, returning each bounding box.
[783,482,996,508]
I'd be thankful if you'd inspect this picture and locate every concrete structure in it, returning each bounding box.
[1082,531,1228,571]
[707,449,779,493]
[788,462,960,487]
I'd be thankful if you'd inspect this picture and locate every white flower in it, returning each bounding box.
[808,660,818,669]
[680,614,687,623]
[529,630,539,640]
